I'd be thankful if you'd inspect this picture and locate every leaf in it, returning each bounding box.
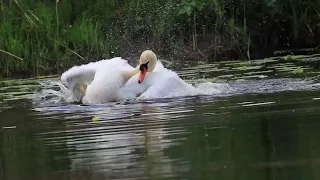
[190,0,196,6]
[196,3,205,10]
[135,16,142,21]
[92,117,101,122]
[293,67,304,74]
[240,65,247,71]
[134,24,143,30]
[181,1,189,6]
[178,8,186,15]
[283,55,293,60]
[185,6,192,16]
[197,60,205,65]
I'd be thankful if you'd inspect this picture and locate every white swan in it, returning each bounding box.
[61,50,222,104]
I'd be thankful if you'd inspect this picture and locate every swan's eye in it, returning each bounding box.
[139,61,149,71]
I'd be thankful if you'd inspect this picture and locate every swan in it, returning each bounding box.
[61,50,221,104]
[61,50,165,104]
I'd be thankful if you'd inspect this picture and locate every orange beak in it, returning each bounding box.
[138,67,147,84]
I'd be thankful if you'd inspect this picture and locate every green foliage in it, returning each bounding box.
[178,0,205,16]
[294,67,304,74]
[0,0,319,78]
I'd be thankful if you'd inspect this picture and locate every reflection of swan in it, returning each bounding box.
[62,102,185,178]
[61,50,222,104]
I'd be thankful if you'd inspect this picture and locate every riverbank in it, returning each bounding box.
[1,0,319,78]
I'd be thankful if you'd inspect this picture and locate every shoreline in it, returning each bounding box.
[1,53,319,81]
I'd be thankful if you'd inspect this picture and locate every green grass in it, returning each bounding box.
[0,0,319,78]
[0,0,110,77]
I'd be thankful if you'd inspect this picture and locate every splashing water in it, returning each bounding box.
[32,80,74,106]
[31,76,320,107]
[32,79,232,106]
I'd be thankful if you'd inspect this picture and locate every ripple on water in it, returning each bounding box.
[2,59,320,179]
[31,102,199,179]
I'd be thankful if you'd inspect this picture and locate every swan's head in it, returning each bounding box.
[138,50,157,84]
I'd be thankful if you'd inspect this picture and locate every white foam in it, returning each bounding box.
[32,80,75,106]
[32,79,231,106]
[195,82,231,94]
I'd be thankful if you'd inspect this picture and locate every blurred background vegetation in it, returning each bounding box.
[1,0,320,77]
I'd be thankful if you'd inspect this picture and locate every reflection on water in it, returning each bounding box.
[37,103,190,179]
[2,90,320,180]
[1,60,320,180]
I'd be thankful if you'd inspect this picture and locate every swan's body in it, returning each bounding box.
[120,64,199,100]
[61,50,222,104]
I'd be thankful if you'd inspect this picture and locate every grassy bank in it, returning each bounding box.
[1,0,320,78]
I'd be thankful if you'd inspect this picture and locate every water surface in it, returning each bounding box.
[1,59,320,180]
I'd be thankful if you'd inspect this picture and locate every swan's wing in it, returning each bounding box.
[117,59,136,71]
[61,65,93,85]
[61,57,132,85]
[61,57,134,102]
[61,61,103,101]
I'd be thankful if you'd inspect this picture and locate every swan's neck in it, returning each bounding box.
[148,60,157,72]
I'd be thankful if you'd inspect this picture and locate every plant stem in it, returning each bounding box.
[56,0,59,37]
[0,49,23,61]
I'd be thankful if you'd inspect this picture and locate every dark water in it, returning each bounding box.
[1,60,320,180]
